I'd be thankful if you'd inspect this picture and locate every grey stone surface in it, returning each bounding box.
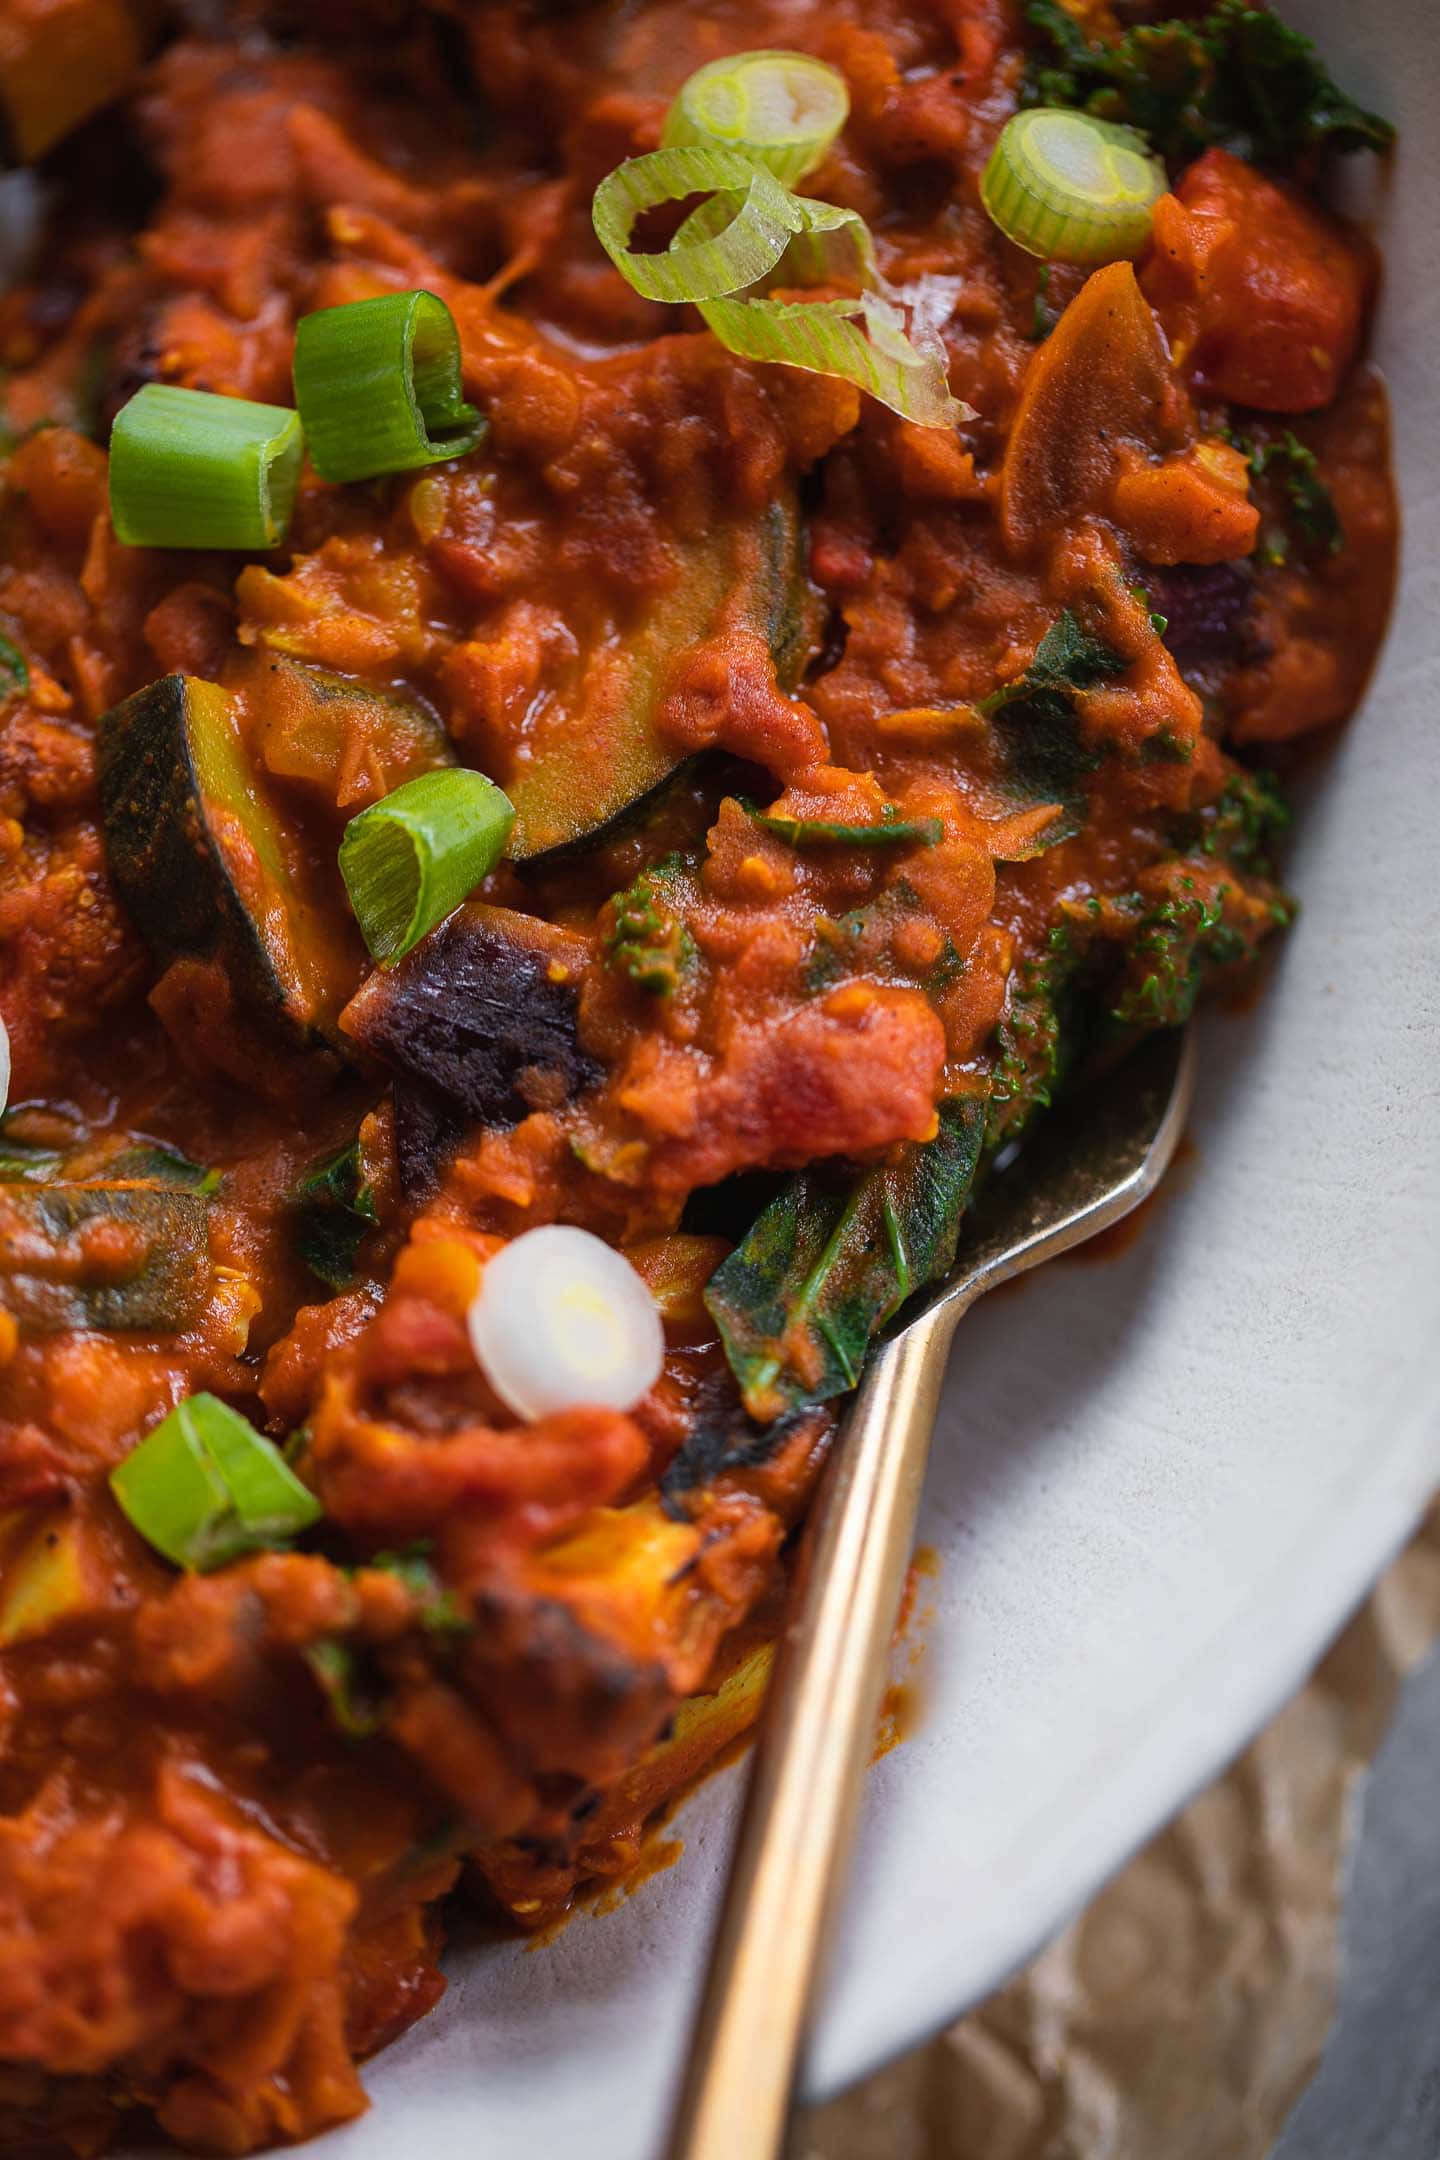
[1271,1648,1440,2159]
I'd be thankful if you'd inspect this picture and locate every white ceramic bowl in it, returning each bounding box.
[99,2,1440,2152]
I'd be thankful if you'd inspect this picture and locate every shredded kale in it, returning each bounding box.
[108,1143,221,1195]
[1190,768,1291,873]
[1023,0,1394,171]
[0,632,28,703]
[604,856,698,997]
[1110,871,1291,1029]
[291,1138,378,1291]
[980,608,1127,833]
[1229,428,1342,563]
[986,923,1089,1149]
[367,1543,471,1635]
[1028,263,1059,342]
[745,801,944,850]
[305,1639,387,1739]
[805,882,965,997]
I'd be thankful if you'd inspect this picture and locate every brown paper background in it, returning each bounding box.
[800,1504,1440,2160]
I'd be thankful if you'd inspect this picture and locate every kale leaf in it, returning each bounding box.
[979,608,1127,834]
[1023,0,1393,171]
[705,1096,987,1419]
[292,1138,378,1291]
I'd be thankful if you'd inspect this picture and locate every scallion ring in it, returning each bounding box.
[339,767,516,965]
[467,1226,665,1420]
[980,108,1167,265]
[661,49,849,187]
[109,1393,322,1572]
[293,289,486,484]
[592,143,806,304]
[108,384,303,551]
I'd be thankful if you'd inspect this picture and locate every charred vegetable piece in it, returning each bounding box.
[391,1081,468,1201]
[291,1139,378,1291]
[0,0,154,167]
[705,1095,987,1419]
[0,1184,211,1333]
[341,903,604,1133]
[97,674,351,1056]
[251,658,455,811]
[506,494,816,860]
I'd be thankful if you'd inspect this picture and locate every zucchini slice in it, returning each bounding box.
[506,493,816,861]
[97,673,352,1055]
[249,657,455,812]
[0,1184,211,1333]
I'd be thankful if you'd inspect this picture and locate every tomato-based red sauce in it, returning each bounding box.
[0,0,1396,2149]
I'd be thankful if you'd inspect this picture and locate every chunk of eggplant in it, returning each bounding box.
[341,903,603,1162]
[0,1184,212,1332]
[506,493,817,862]
[97,673,353,1061]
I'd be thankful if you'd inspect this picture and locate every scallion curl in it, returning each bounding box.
[591,144,807,305]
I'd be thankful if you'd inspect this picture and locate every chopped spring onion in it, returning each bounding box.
[108,384,303,551]
[980,108,1166,266]
[699,288,968,432]
[660,49,849,186]
[592,134,972,430]
[467,1225,665,1421]
[339,767,515,965]
[592,143,807,304]
[293,289,486,484]
[109,1393,322,1572]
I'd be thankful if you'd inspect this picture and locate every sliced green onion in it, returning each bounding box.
[661,49,849,187]
[339,767,515,965]
[700,289,970,431]
[980,109,1166,266]
[109,385,303,551]
[592,144,806,304]
[109,1392,322,1572]
[293,289,486,484]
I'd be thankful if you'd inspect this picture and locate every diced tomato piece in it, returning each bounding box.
[1141,147,1370,412]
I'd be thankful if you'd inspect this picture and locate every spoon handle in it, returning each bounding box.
[663,1293,968,2160]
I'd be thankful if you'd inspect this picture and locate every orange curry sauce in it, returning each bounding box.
[0,0,1395,2151]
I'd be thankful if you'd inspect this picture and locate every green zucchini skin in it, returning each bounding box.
[507,492,819,866]
[96,673,346,1058]
[0,1184,212,1333]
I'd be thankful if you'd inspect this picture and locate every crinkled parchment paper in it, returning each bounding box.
[800,1505,1440,2160]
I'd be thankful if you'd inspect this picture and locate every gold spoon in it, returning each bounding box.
[665,1025,1196,2160]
